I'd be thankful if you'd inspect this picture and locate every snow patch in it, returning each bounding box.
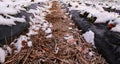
[111,24,120,32]
[89,51,94,56]
[46,34,53,38]
[64,34,73,40]
[83,30,95,45]
[0,48,6,63]
[27,41,32,47]
[0,0,53,63]
[3,45,12,55]
[13,35,28,52]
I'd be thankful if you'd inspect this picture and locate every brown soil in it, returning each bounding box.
[5,1,107,64]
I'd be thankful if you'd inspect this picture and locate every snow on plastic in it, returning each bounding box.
[83,30,95,45]
[0,0,53,63]
[0,48,6,63]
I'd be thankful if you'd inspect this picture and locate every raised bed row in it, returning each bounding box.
[70,10,120,64]
[0,2,44,46]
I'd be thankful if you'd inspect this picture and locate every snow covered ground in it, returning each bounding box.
[0,0,53,63]
[59,0,120,63]
[59,0,120,44]
[0,0,120,63]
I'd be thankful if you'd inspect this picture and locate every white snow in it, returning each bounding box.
[46,34,53,38]
[0,7,19,15]
[13,35,28,52]
[3,45,12,55]
[11,35,32,53]
[68,27,72,30]
[0,0,33,25]
[113,18,120,24]
[0,15,16,26]
[6,46,12,54]
[34,0,49,2]
[7,15,26,23]
[27,29,38,36]
[88,51,94,56]
[62,0,120,33]
[0,0,53,63]
[94,12,118,23]
[83,30,95,45]
[27,1,53,38]
[27,41,32,47]
[64,34,73,40]
[45,28,52,34]
[111,24,120,32]
[0,48,6,63]
[68,1,120,23]
[0,15,26,26]
[0,0,52,26]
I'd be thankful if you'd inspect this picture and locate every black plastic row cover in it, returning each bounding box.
[0,22,29,46]
[71,10,120,64]
[0,3,44,46]
[27,2,45,10]
[103,7,120,14]
[0,11,32,46]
